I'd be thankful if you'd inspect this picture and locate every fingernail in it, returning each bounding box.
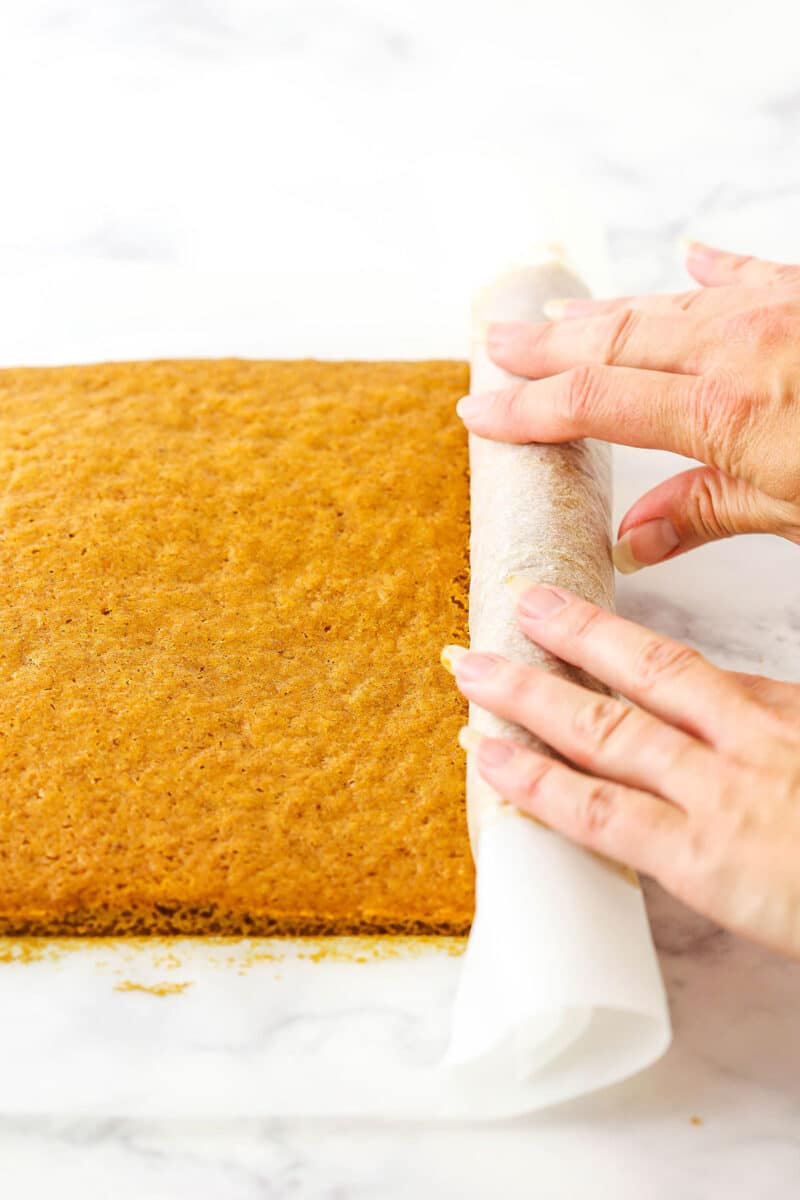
[505,573,534,599]
[542,298,569,320]
[441,645,501,681]
[679,236,717,262]
[458,725,482,753]
[456,392,492,420]
[505,576,569,618]
[440,644,468,675]
[454,651,500,682]
[613,518,680,574]
[458,726,515,766]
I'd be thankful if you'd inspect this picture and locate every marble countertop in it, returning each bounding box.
[2,1,800,1195]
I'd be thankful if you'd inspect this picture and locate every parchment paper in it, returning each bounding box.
[446,254,671,1095]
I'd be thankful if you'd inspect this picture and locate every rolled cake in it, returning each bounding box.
[466,260,614,845]
[0,360,474,935]
[445,261,664,1083]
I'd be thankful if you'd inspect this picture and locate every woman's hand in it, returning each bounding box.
[457,242,800,572]
[444,581,800,958]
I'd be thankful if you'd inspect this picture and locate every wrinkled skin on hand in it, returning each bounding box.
[446,584,800,960]
[450,244,800,959]
[456,242,800,572]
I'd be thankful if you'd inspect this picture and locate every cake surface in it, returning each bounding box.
[0,359,473,935]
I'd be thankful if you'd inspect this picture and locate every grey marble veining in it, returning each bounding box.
[1,0,800,1195]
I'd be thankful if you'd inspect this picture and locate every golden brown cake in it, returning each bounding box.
[0,359,473,935]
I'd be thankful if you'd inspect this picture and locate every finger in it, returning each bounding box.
[684,240,800,288]
[460,728,684,881]
[456,365,702,460]
[541,286,753,320]
[447,648,713,805]
[545,295,638,318]
[504,582,761,751]
[614,468,800,572]
[487,310,712,377]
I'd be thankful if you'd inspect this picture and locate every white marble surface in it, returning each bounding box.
[2,0,800,1195]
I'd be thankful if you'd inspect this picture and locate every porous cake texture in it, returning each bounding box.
[0,359,473,935]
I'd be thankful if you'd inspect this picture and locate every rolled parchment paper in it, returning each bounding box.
[465,260,614,851]
[444,255,671,1113]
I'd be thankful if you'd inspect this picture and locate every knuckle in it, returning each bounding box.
[724,304,792,347]
[576,779,618,838]
[571,695,633,753]
[520,757,554,800]
[774,263,800,286]
[659,731,701,779]
[685,818,712,865]
[529,321,556,356]
[674,289,705,312]
[603,307,639,365]
[632,637,700,690]
[728,253,755,276]
[712,775,752,828]
[749,702,800,749]
[566,601,606,642]
[561,364,601,427]
[735,671,771,695]
[690,370,752,470]
[694,369,733,413]
[502,664,539,709]
[687,470,740,539]
[500,382,530,424]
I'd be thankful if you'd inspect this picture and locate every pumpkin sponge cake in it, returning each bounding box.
[0,359,473,935]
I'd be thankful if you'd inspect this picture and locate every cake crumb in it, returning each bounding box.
[114,979,191,997]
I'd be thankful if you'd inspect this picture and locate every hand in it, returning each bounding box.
[457,242,800,572]
[444,581,800,959]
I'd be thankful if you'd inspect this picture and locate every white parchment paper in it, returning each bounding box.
[0,256,668,1119]
[446,254,671,1095]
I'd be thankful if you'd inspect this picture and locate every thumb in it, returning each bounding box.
[613,467,800,573]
